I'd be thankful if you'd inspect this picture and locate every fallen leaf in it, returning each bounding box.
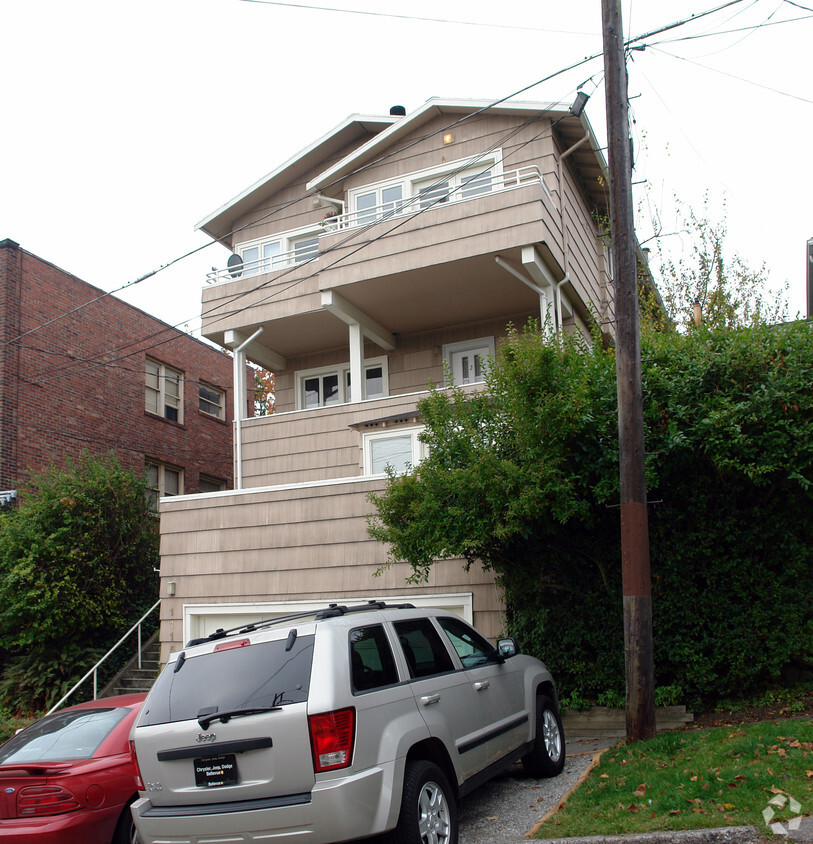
[634,784,647,797]
[768,786,785,795]
[669,810,682,815]
[734,775,747,780]
[690,775,698,782]
[600,774,609,779]
[627,804,639,813]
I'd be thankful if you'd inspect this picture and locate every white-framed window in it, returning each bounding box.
[199,383,225,419]
[443,337,495,386]
[296,357,388,410]
[145,462,184,510]
[363,426,427,475]
[347,152,503,225]
[145,359,184,423]
[235,226,322,277]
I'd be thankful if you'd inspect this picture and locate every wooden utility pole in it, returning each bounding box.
[601,0,656,743]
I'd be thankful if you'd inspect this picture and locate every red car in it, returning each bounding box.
[0,693,145,844]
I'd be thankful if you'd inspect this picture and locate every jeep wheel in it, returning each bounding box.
[395,759,457,844]
[522,694,565,778]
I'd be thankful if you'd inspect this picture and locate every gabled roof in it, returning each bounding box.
[197,97,610,245]
[196,114,398,244]
[306,97,609,215]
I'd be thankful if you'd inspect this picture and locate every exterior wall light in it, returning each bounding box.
[443,133,454,145]
[167,580,176,597]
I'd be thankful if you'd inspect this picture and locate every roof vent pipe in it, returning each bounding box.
[389,105,406,116]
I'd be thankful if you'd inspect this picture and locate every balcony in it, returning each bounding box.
[200,165,565,357]
[204,166,553,287]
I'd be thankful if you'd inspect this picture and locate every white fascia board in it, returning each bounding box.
[196,114,398,239]
[307,97,567,193]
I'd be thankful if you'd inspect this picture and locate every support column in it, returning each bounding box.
[348,322,364,402]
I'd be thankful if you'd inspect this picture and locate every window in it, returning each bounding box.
[349,626,399,692]
[199,383,225,419]
[437,616,497,668]
[199,475,225,494]
[443,337,495,386]
[235,226,321,277]
[145,462,183,510]
[296,357,388,409]
[393,619,455,679]
[363,427,426,475]
[353,183,405,225]
[347,152,503,227]
[146,359,183,423]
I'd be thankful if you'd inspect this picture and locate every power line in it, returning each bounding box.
[11,0,773,384]
[238,0,598,36]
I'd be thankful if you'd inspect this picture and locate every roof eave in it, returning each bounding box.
[196,114,399,245]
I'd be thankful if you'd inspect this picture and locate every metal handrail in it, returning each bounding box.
[46,599,161,714]
[204,166,550,286]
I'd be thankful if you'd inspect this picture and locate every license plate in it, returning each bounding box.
[194,754,238,788]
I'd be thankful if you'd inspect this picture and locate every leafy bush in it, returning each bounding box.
[369,320,813,706]
[0,453,159,712]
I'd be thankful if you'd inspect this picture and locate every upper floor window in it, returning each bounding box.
[145,462,183,510]
[443,337,495,386]
[235,226,321,278]
[296,357,388,410]
[145,359,183,423]
[199,383,225,419]
[348,152,503,225]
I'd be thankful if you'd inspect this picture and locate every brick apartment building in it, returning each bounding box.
[0,238,240,502]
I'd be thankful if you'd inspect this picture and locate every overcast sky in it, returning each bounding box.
[3,0,811,341]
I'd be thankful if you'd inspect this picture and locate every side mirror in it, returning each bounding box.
[496,637,518,658]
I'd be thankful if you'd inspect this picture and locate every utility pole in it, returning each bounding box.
[601,0,656,743]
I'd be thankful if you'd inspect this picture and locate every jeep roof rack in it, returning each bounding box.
[184,600,416,648]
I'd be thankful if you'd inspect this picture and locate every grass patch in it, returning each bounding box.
[537,719,812,838]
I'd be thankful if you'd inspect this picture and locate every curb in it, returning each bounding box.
[534,826,765,844]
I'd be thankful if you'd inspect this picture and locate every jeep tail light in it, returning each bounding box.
[130,739,145,791]
[308,707,355,772]
[17,785,80,816]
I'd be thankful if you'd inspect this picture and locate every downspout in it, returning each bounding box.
[556,131,590,313]
[555,274,570,337]
[233,327,264,490]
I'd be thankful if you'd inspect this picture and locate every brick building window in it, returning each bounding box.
[146,359,183,423]
[199,475,225,493]
[199,383,225,419]
[145,462,183,510]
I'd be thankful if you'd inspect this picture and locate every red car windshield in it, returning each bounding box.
[0,707,128,764]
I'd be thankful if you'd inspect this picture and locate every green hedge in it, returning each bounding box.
[370,321,813,706]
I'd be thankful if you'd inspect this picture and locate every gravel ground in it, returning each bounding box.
[458,753,595,843]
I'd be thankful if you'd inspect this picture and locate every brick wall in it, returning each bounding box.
[0,239,241,495]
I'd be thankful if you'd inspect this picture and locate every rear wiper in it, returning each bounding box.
[197,706,282,731]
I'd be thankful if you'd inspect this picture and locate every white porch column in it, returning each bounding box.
[348,321,364,402]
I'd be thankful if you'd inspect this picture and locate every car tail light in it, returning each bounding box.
[130,739,145,791]
[213,638,251,652]
[17,785,80,816]
[308,708,355,772]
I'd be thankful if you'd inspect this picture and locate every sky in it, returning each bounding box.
[2,0,811,342]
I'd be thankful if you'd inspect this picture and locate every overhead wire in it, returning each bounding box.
[15,0,794,387]
[7,0,756,359]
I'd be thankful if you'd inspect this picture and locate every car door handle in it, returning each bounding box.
[474,681,490,691]
[420,694,441,706]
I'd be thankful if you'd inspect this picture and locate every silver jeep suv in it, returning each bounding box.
[130,601,564,844]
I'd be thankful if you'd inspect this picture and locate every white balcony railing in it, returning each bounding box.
[205,166,550,286]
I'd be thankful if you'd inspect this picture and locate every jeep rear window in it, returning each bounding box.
[138,636,314,727]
